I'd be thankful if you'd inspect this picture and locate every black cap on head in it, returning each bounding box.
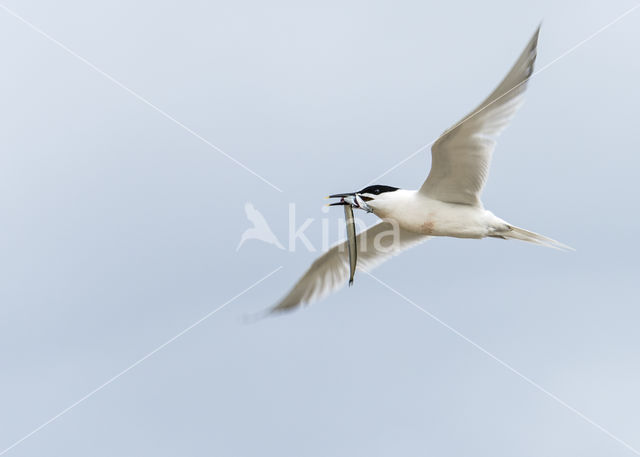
[359,185,399,195]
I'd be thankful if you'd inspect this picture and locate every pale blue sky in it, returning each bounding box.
[1,1,639,456]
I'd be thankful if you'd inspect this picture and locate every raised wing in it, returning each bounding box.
[420,27,540,206]
[269,221,428,314]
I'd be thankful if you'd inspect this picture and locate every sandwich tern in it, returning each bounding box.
[269,27,571,314]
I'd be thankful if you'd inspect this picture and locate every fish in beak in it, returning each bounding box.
[326,191,374,287]
[343,204,357,286]
[327,192,373,213]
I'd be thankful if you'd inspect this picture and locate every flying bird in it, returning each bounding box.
[270,27,570,314]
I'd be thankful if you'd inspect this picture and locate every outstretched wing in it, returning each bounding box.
[269,222,428,313]
[419,27,540,206]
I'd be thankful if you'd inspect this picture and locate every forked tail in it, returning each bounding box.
[501,225,574,251]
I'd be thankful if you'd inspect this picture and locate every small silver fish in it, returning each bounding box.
[343,204,357,286]
[341,195,356,207]
[328,193,372,213]
[355,194,373,213]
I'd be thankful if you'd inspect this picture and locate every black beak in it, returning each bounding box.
[327,192,355,206]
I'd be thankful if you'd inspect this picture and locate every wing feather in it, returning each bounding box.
[419,27,540,206]
[269,221,428,313]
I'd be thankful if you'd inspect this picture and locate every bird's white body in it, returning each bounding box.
[370,189,507,239]
[267,27,571,314]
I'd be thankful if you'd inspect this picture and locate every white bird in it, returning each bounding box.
[270,27,570,314]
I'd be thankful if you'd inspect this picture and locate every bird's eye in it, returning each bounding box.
[374,188,380,194]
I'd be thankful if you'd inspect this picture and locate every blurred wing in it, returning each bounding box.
[419,27,540,206]
[269,222,428,314]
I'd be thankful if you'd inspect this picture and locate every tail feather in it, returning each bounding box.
[503,225,574,251]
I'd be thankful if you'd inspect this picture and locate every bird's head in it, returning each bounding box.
[328,185,400,214]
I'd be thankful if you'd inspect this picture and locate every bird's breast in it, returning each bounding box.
[381,198,492,239]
